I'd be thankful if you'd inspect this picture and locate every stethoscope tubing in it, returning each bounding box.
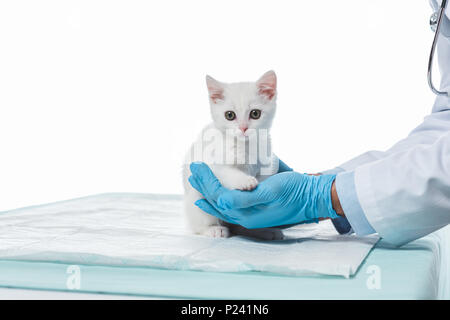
[428,0,449,96]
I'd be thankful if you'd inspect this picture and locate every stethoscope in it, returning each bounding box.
[428,0,449,96]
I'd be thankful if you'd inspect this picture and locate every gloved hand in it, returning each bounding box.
[188,162,340,229]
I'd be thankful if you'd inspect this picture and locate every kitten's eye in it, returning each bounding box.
[250,109,261,120]
[225,111,236,121]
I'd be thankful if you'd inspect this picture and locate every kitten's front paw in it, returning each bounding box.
[203,226,230,238]
[235,176,258,191]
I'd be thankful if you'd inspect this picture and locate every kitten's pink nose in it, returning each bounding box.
[240,126,248,133]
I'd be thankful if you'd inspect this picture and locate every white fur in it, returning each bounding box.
[182,71,281,239]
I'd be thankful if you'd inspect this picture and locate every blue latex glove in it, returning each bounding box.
[188,162,339,229]
[277,158,293,173]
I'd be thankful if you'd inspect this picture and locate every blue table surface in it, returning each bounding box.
[0,236,441,299]
[0,193,446,300]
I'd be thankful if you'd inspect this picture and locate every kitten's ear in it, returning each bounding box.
[206,75,224,103]
[256,70,277,101]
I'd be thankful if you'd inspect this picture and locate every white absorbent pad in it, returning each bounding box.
[0,193,379,278]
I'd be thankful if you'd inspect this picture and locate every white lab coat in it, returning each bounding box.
[430,0,450,19]
[333,1,450,246]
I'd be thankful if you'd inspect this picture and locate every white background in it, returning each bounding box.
[0,0,438,211]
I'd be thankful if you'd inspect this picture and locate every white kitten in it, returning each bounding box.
[182,71,282,239]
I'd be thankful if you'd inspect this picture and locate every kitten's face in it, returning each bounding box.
[206,71,277,138]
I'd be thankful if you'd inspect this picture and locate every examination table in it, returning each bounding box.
[0,193,448,300]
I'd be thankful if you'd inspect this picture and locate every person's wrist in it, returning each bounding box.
[331,181,345,216]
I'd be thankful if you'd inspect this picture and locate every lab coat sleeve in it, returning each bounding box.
[326,1,450,238]
[323,166,376,235]
[323,110,450,235]
[335,171,376,236]
[352,130,450,246]
[318,168,353,234]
